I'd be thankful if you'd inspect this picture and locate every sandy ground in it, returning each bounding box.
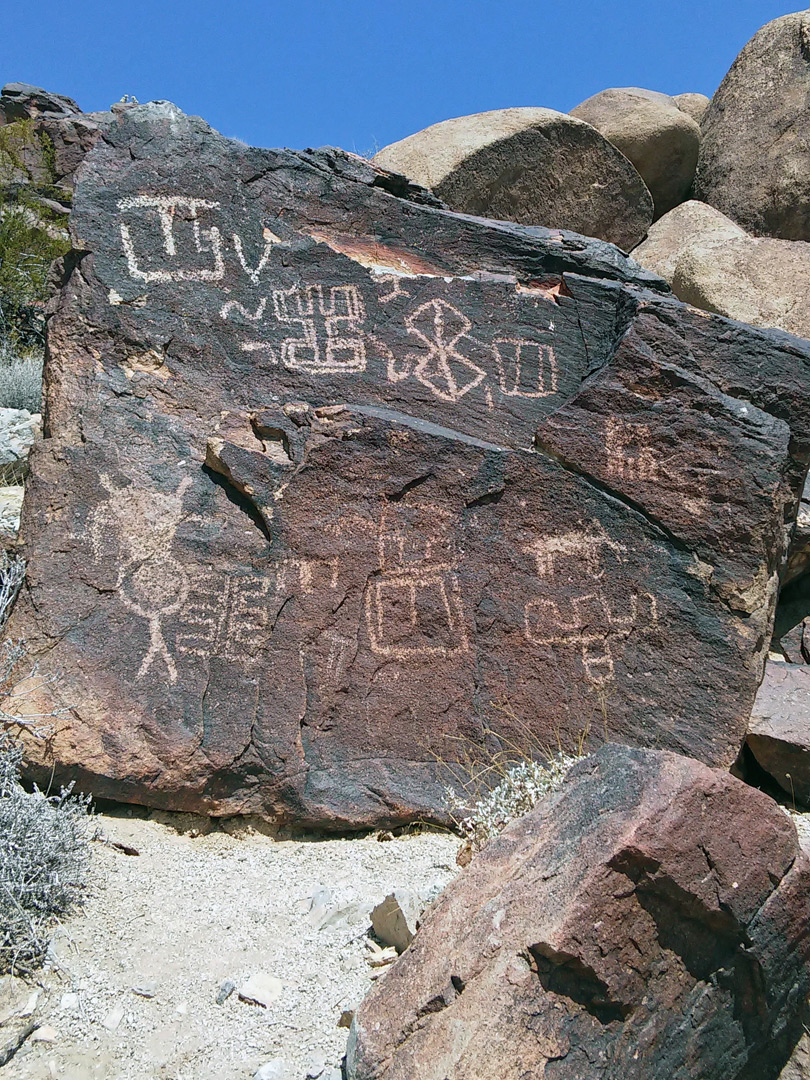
[3,809,460,1080]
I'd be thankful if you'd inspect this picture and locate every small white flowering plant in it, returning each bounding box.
[442,704,585,860]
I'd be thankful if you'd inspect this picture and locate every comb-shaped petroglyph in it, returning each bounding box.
[604,418,659,482]
[493,338,558,398]
[523,521,658,684]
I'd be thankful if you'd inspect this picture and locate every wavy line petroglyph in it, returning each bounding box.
[523,521,658,684]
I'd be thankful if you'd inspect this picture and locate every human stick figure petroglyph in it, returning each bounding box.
[365,500,469,661]
[523,521,658,684]
[88,475,194,683]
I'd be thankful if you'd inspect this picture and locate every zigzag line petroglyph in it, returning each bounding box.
[232,231,281,285]
[220,298,269,322]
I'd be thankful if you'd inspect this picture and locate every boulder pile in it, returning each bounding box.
[3,7,810,1078]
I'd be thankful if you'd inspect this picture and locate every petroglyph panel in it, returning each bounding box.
[18,105,810,829]
[108,189,589,442]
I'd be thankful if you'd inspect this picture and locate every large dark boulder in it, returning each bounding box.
[695,9,810,240]
[10,102,810,826]
[348,744,810,1080]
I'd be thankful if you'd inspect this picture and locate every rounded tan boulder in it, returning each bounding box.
[695,9,810,239]
[631,199,746,283]
[673,92,710,125]
[373,107,653,250]
[570,87,700,219]
[672,234,810,340]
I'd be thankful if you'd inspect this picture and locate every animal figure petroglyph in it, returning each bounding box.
[523,521,658,683]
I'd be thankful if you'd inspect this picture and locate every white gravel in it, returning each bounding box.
[7,809,460,1080]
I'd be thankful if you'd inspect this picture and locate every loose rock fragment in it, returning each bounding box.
[370,890,422,954]
[238,973,283,1008]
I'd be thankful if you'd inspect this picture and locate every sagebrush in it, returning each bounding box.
[0,551,90,976]
[446,752,578,855]
[0,338,43,412]
[0,736,91,975]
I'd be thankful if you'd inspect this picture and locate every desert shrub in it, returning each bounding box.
[0,338,43,412]
[446,752,577,856]
[0,736,91,975]
[0,200,67,349]
[0,120,70,350]
[0,550,90,975]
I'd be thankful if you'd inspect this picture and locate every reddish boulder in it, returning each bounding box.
[348,744,810,1080]
[10,102,810,826]
[748,662,810,806]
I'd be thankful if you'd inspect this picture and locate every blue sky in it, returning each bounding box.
[2,1,795,155]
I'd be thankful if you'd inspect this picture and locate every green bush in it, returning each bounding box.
[0,121,70,349]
